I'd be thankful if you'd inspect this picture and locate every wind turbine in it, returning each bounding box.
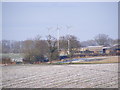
[66,26,72,55]
[56,25,61,52]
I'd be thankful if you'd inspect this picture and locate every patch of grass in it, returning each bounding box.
[50,61,119,65]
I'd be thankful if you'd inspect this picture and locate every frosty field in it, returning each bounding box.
[2,63,119,88]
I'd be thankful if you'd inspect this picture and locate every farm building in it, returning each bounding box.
[58,44,120,57]
[103,44,120,55]
[59,49,68,56]
[79,46,104,54]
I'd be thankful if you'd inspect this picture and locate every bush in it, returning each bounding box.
[2,57,12,64]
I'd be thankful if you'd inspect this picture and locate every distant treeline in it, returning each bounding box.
[1,34,120,63]
[1,34,119,53]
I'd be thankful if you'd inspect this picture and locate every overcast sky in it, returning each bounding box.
[2,2,118,41]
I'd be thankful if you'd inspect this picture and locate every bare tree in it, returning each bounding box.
[2,40,24,53]
[33,35,48,62]
[113,39,120,45]
[22,39,35,63]
[80,40,97,47]
[2,40,11,53]
[68,35,80,48]
[94,34,112,46]
[59,35,81,57]
[23,35,48,63]
[67,35,80,57]
[59,36,68,50]
[46,35,58,63]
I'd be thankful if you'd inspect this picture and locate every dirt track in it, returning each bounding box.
[2,63,118,88]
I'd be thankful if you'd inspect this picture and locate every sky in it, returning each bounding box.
[2,2,118,41]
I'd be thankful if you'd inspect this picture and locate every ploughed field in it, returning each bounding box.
[2,63,118,88]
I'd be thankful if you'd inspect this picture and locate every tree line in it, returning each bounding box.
[1,34,119,63]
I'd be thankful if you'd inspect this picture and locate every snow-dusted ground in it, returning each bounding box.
[2,63,118,88]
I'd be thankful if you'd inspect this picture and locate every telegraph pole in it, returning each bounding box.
[56,25,60,52]
[66,26,72,55]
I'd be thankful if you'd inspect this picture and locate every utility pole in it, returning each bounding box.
[66,26,72,55]
[56,25,61,52]
[68,39,70,55]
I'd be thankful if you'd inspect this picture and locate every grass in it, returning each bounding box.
[52,62,118,65]
[52,56,119,65]
[2,53,24,59]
